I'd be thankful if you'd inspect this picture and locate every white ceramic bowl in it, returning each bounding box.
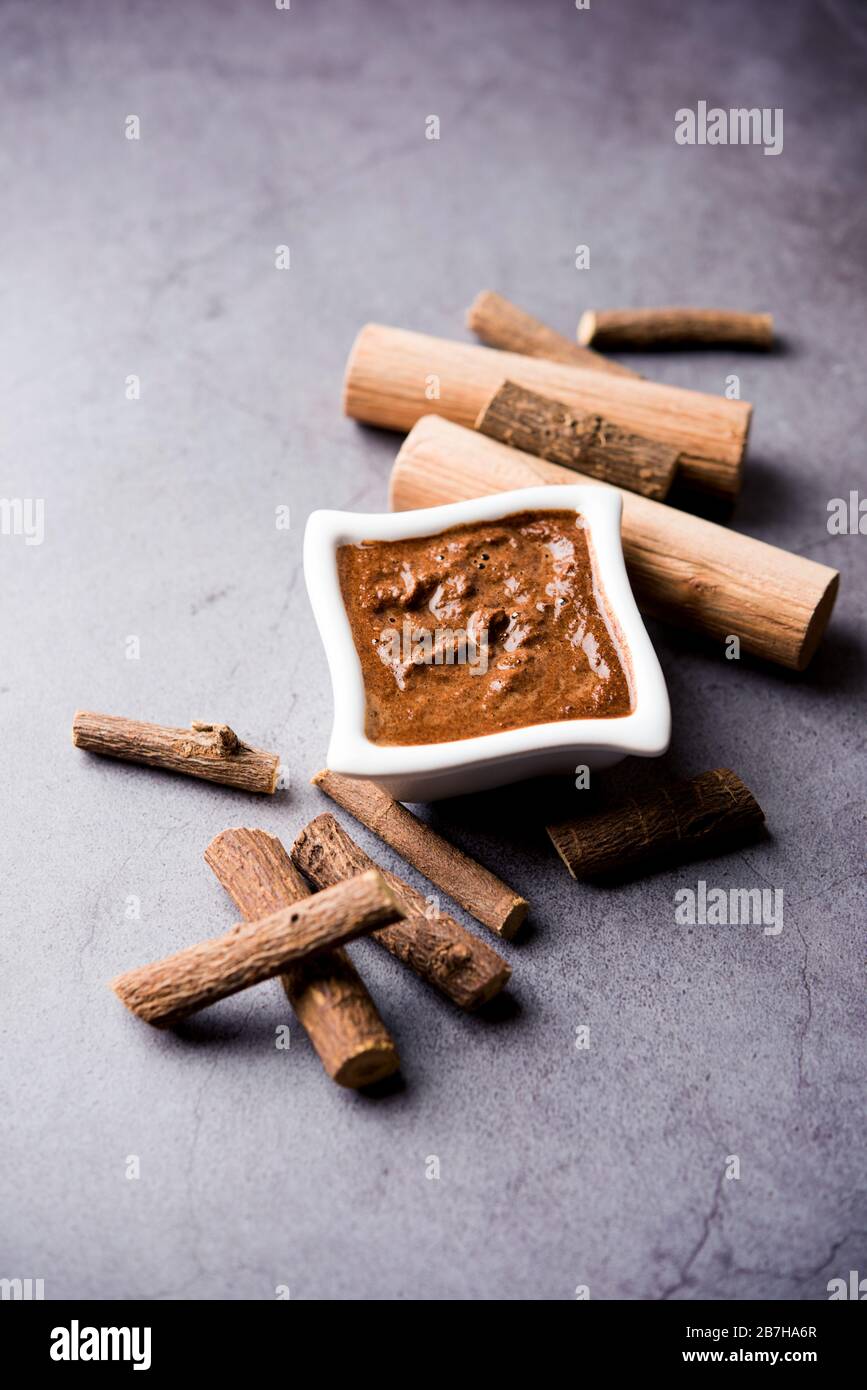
[304,485,670,801]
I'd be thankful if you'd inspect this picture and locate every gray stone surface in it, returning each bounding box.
[1,0,864,1301]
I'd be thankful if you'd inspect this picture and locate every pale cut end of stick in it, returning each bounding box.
[327,1034,401,1089]
[796,571,841,671]
[576,310,597,347]
[498,897,529,940]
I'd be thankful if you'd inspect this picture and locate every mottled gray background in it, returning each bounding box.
[1,0,864,1301]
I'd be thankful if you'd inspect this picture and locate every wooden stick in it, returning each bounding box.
[312,769,528,939]
[72,711,281,794]
[110,869,401,1028]
[546,769,765,880]
[291,815,511,1010]
[343,324,751,500]
[467,290,638,378]
[475,380,679,501]
[389,415,839,672]
[205,829,399,1088]
[578,307,774,351]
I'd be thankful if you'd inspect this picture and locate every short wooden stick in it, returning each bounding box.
[110,869,401,1027]
[312,769,528,939]
[467,290,638,377]
[578,307,774,351]
[205,828,399,1087]
[476,379,679,500]
[72,711,281,794]
[343,323,752,499]
[388,415,839,672]
[546,769,765,880]
[291,815,511,1010]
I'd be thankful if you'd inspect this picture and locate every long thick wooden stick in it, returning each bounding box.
[343,323,751,499]
[73,711,281,794]
[467,290,638,377]
[578,307,774,351]
[291,815,511,1010]
[205,829,399,1087]
[312,769,528,939]
[111,870,401,1027]
[388,415,839,672]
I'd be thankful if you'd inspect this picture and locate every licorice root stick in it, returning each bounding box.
[546,769,765,880]
[73,711,282,794]
[578,307,774,351]
[312,769,528,939]
[110,869,401,1027]
[291,815,511,1010]
[205,828,399,1087]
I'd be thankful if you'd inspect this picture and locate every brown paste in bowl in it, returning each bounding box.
[337,509,633,746]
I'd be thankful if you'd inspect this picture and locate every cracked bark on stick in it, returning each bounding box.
[546,769,765,881]
[111,869,402,1027]
[205,828,399,1087]
[72,710,281,793]
[312,768,528,938]
[291,814,511,1010]
[475,380,680,500]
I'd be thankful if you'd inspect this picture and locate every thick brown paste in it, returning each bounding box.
[337,509,633,746]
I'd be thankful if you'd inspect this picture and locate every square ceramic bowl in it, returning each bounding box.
[303,485,670,801]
